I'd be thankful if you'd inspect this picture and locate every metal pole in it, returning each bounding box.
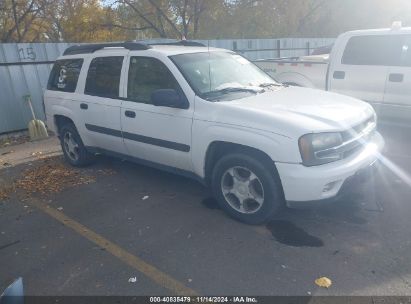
[277,40,281,58]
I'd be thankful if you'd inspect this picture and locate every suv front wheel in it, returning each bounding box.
[60,123,94,167]
[211,153,284,225]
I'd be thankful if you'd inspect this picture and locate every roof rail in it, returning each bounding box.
[149,40,206,47]
[63,42,151,55]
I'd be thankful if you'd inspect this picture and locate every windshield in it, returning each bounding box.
[170,51,278,101]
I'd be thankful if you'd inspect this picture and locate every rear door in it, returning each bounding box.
[329,34,394,104]
[78,55,127,154]
[121,55,193,171]
[383,34,411,121]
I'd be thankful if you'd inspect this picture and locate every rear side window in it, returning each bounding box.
[47,59,83,92]
[342,35,405,66]
[127,57,180,104]
[85,56,124,98]
[402,36,411,67]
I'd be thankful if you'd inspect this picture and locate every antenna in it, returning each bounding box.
[207,40,211,93]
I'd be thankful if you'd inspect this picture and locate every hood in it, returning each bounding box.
[207,86,375,137]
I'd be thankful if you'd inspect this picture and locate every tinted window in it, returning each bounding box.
[342,35,405,66]
[47,59,83,92]
[85,56,123,98]
[402,37,411,67]
[127,57,180,103]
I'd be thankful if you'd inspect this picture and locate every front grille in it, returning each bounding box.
[315,115,377,160]
[341,115,376,158]
[343,142,364,158]
[341,115,376,142]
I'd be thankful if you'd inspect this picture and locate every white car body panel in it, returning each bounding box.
[120,53,194,171]
[44,44,384,204]
[278,132,384,202]
[329,30,389,104]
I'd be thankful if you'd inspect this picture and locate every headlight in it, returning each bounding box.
[299,132,343,166]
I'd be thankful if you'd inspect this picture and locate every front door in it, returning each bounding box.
[329,35,391,105]
[121,56,193,171]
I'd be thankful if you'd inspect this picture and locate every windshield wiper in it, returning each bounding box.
[258,82,284,88]
[204,87,263,96]
[201,86,265,101]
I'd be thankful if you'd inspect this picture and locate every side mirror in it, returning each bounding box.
[151,89,188,109]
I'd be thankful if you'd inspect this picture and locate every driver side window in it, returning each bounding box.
[127,57,180,104]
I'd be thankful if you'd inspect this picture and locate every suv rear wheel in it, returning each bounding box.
[60,123,94,167]
[211,153,283,225]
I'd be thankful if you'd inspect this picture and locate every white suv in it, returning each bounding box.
[44,41,384,224]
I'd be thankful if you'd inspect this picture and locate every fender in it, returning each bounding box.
[191,122,298,178]
[49,104,78,129]
[47,103,94,146]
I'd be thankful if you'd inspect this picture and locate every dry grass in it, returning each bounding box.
[14,157,96,195]
[0,134,30,148]
[0,185,14,201]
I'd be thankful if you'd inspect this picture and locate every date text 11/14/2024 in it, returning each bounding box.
[149,296,258,303]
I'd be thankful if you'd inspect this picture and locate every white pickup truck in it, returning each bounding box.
[44,41,383,224]
[255,24,411,123]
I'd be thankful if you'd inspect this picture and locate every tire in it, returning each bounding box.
[211,152,284,225]
[59,123,94,167]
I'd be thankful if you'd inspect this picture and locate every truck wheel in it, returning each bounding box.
[211,153,284,225]
[59,123,94,167]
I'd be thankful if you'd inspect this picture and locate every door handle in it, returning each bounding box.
[333,71,345,79]
[80,103,88,110]
[125,110,136,118]
[389,73,404,83]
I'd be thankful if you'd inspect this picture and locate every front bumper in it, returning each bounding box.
[276,132,384,205]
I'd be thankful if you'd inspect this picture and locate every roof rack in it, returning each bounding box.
[63,42,151,55]
[63,40,206,56]
[149,40,206,47]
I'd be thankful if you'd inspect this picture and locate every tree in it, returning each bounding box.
[43,0,129,42]
[0,0,131,42]
[168,0,208,38]
[1,0,411,42]
[107,0,214,39]
[0,0,52,42]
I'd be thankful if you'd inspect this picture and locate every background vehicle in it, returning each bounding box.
[254,23,411,124]
[44,42,383,224]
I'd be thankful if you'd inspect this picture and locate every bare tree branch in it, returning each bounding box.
[120,0,168,37]
[146,0,182,38]
[11,0,22,41]
[297,0,327,33]
[100,23,152,31]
